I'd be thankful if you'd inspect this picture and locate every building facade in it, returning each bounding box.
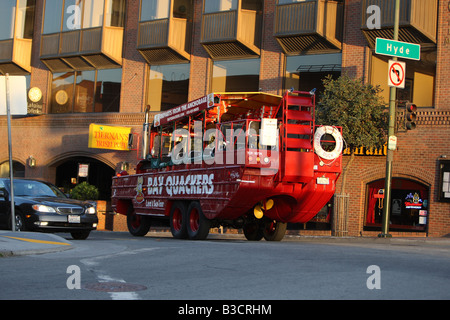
[0,0,449,237]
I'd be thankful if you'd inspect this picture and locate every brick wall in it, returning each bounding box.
[120,0,147,113]
[435,0,450,110]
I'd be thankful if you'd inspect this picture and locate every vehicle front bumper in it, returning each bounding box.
[26,214,98,232]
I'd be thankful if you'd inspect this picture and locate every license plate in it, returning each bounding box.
[317,177,329,185]
[68,215,81,223]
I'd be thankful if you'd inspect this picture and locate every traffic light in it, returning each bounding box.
[405,102,417,130]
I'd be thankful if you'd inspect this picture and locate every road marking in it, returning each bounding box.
[80,247,164,300]
[1,235,71,246]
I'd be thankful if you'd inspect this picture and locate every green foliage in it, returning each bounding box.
[316,75,388,152]
[70,182,99,201]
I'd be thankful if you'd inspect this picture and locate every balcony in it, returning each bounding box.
[40,26,123,72]
[361,0,438,48]
[201,8,262,59]
[138,17,192,65]
[0,38,32,75]
[274,0,344,55]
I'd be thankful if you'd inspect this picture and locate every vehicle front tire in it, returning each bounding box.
[127,206,151,237]
[71,230,91,240]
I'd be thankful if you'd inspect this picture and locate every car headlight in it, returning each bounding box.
[86,206,97,215]
[32,204,56,213]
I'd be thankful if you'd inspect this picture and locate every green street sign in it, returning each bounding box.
[375,38,421,61]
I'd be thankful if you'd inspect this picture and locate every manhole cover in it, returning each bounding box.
[83,282,147,292]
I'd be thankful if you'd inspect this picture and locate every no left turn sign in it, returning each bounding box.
[388,60,406,89]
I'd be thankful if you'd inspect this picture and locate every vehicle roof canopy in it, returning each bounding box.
[153,92,282,128]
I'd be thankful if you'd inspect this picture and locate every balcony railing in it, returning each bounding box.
[138,17,191,64]
[201,9,261,59]
[40,26,123,72]
[274,0,343,54]
[361,0,438,48]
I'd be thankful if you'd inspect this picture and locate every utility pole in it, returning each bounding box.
[5,74,16,231]
[379,0,400,238]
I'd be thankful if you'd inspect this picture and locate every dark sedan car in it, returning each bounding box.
[0,178,98,239]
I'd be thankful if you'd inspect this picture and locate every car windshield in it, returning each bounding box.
[6,180,67,198]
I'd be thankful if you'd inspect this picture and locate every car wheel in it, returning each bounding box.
[9,212,26,232]
[70,230,91,240]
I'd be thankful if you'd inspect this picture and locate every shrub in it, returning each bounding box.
[70,182,99,201]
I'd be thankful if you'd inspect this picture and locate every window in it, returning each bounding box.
[43,0,63,34]
[278,0,307,4]
[106,0,126,27]
[16,0,35,39]
[370,50,436,107]
[44,0,125,33]
[147,63,190,111]
[95,68,122,112]
[365,178,429,232]
[0,0,17,40]
[51,68,121,113]
[204,0,237,13]
[82,0,104,29]
[74,70,95,113]
[212,58,260,92]
[285,53,341,95]
[51,71,75,113]
[141,0,170,21]
[0,161,25,178]
[438,160,450,203]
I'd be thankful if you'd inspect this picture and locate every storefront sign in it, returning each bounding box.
[27,87,43,115]
[404,192,423,209]
[154,94,214,127]
[88,124,131,151]
[343,144,387,156]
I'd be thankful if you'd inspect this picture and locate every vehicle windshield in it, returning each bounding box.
[6,180,67,198]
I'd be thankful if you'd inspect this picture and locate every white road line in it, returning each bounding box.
[80,247,162,300]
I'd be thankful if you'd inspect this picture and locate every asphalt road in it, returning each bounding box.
[1,231,450,303]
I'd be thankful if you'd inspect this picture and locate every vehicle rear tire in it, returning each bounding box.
[71,230,91,240]
[263,220,287,241]
[127,206,151,237]
[170,201,188,239]
[186,201,210,240]
[243,220,263,241]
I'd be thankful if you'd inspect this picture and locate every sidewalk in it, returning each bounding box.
[0,231,73,257]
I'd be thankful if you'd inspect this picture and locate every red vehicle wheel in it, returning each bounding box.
[263,220,287,241]
[127,206,151,237]
[170,201,188,239]
[186,201,210,240]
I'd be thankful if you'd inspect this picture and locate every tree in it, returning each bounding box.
[316,75,387,194]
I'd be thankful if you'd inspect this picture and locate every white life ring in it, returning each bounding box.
[313,126,343,160]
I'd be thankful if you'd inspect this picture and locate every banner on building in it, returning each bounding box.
[88,124,131,151]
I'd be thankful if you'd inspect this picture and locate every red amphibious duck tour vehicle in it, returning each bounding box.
[111,90,343,241]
